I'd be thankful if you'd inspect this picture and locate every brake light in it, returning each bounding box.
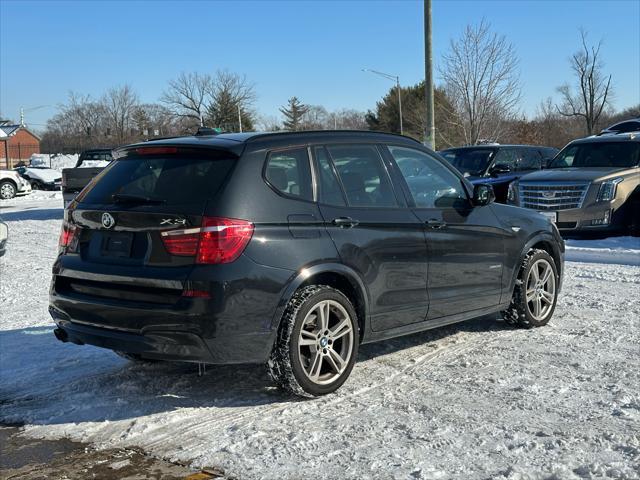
[160,217,254,264]
[135,147,178,155]
[59,221,77,248]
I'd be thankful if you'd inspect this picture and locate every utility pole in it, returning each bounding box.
[362,68,403,135]
[424,0,435,149]
[238,104,243,133]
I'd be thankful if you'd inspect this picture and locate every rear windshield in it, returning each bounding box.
[440,148,496,176]
[549,142,640,169]
[76,152,236,206]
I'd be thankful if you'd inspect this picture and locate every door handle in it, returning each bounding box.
[426,219,446,229]
[333,217,359,228]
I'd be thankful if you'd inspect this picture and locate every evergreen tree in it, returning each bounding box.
[279,97,309,131]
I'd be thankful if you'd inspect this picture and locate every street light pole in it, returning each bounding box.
[362,68,404,135]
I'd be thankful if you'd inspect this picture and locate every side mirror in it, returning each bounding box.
[473,183,495,206]
[489,164,511,176]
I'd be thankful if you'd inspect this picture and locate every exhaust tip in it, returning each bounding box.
[53,328,68,343]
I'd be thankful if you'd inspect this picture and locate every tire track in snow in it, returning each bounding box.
[138,320,514,453]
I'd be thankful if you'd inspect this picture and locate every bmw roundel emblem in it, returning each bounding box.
[102,212,115,229]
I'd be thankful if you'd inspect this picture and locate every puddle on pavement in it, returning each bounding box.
[0,425,225,479]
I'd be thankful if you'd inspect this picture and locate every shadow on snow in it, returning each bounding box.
[0,314,509,426]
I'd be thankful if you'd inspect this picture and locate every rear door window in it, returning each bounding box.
[326,144,398,207]
[314,146,346,206]
[77,151,236,207]
[265,148,313,201]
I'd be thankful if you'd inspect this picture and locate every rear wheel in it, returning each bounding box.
[503,249,558,328]
[0,181,16,200]
[268,285,359,397]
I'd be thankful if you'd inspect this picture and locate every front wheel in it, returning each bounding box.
[0,181,17,200]
[268,285,359,397]
[503,249,559,328]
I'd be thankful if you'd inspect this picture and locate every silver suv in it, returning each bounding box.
[508,132,640,235]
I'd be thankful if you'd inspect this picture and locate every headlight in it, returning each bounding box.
[597,178,623,202]
[507,182,517,204]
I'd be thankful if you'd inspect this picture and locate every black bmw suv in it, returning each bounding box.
[50,131,564,397]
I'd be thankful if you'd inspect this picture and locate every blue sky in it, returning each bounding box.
[1,0,639,131]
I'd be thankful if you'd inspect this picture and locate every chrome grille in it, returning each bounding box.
[519,183,589,210]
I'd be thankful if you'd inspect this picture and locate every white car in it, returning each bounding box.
[14,166,62,190]
[0,170,32,200]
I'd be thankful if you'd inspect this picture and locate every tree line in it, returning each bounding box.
[38,23,637,153]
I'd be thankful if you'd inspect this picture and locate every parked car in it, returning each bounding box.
[0,218,7,257]
[14,166,62,190]
[508,132,640,235]
[50,131,564,397]
[62,149,113,207]
[599,118,640,135]
[439,145,559,203]
[0,169,32,200]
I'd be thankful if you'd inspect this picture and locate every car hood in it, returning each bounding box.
[25,168,61,183]
[519,167,630,182]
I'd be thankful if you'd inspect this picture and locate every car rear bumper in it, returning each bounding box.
[49,255,293,364]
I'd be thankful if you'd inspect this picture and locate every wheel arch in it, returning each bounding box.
[510,231,564,296]
[271,263,369,343]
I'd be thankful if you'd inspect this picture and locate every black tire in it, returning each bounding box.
[502,249,559,328]
[114,351,158,363]
[0,181,17,200]
[268,285,359,398]
[30,180,43,190]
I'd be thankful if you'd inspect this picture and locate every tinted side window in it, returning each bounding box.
[314,146,346,206]
[388,146,468,208]
[518,148,542,170]
[326,144,397,207]
[493,148,518,169]
[265,148,313,201]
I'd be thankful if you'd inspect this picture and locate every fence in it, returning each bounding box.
[0,143,40,169]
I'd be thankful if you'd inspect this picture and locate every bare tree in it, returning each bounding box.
[102,85,139,144]
[332,109,368,130]
[206,70,257,131]
[161,72,213,127]
[440,20,521,145]
[556,30,613,135]
[301,105,329,130]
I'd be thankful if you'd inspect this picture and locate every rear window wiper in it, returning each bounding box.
[112,193,166,204]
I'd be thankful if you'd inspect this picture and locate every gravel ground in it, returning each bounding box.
[1,193,639,479]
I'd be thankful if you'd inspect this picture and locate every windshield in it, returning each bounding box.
[440,148,495,176]
[549,142,640,169]
[76,152,236,206]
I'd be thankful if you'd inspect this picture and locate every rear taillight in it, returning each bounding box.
[59,221,77,248]
[160,217,254,264]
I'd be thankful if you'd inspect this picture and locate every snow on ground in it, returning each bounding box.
[1,198,639,479]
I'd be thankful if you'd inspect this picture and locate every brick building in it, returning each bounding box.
[0,121,41,169]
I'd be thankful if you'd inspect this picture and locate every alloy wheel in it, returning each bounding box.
[525,259,556,322]
[297,299,354,385]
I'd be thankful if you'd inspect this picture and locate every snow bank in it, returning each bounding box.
[565,236,640,266]
[30,153,79,171]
